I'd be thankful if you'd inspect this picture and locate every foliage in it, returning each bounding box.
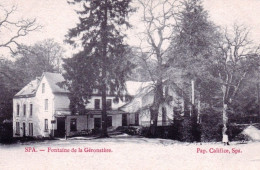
[165,0,220,141]
[211,24,260,137]
[169,0,220,103]
[168,0,260,140]
[138,115,201,142]
[63,0,134,136]
[0,39,64,121]
[0,4,41,121]
[134,0,180,134]
[139,126,171,139]
[200,109,222,142]
[127,47,153,81]
[174,113,201,142]
[116,126,141,135]
[0,122,13,143]
[14,39,64,83]
[0,59,23,121]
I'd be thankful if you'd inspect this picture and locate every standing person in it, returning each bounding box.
[223,134,229,145]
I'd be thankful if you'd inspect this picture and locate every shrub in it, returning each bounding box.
[138,117,201,142]
[200,109,222,142]
[176,115,201,142]
[0,122,13,143]
[200,122,222,142]
[227,124,246,141]
[116,126,141,135]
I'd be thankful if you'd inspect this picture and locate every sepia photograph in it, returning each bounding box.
[0,0,260,169]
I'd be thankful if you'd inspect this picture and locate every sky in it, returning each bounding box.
[204,0,260,40]
[1,0,260,58]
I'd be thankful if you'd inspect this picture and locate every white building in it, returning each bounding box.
[13,72,136,138]
[121,81,185,126]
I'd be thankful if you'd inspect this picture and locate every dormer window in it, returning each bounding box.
[42,83,45,93]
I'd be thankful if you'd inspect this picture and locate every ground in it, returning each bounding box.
[0,134,260,170]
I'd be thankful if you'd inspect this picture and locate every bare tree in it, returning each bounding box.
[0,5,41,54]
[136,0,179,134]
[14,39,65,84]
[215,24,260,142]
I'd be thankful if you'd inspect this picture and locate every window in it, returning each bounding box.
[70,119,77,131]
[23,104,26,116]
[30,104,33,116]
[22,122,26,137]
[122,114,127,126]
[29,123,33,136]
[16,122,20,135]
[17,104,20,116]
[94,99,100,109]
[42,83,45,93]
[135,113,139,126]
[44,119,48,131]
[45,99,48,111]
[106,99,112,110]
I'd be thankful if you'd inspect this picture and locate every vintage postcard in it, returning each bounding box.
[0,0,260,170]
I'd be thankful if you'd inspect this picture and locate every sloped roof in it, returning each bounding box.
[242,125,260,141]
[14,72,68,98]
[121,81,154,113]
[43,72,69,93]
[125,81,153,96]
[121,80,187,113]
[14,79,39,98]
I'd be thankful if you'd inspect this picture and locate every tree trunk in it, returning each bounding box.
[100,0,108,138]
[222,83,229,142]
[150,81,163,136]
[190,79,196,118]
[191,79,195,106]
[222,103,228,141]
[150,107,158,136]
[101,85,108,137]
[257,78,260,122]
[197,94,201,124]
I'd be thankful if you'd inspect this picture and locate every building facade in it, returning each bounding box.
[13,72,136,138]
[121,81,185,126]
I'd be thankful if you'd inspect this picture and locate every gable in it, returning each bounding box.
[14,72,69,100]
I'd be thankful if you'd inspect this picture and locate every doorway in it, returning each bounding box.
[107,116,112,127]
[56,117,66,137]
[122,114,127,126]
[29,123,33,136]
[94,118,101,129]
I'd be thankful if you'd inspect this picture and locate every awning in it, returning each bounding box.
[55,110,71,117]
